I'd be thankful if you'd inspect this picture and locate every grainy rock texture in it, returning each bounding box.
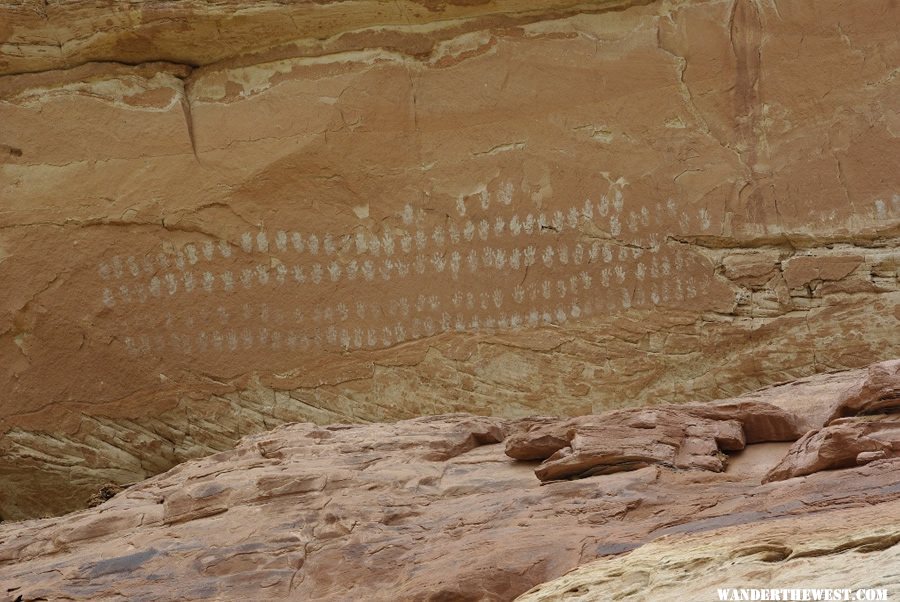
[0,363,898,601]
[764,415,900,482]
[516,500,900,602]
[2,0,899,518]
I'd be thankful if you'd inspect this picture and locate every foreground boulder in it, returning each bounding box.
[506,408,747,480]
[764,416,900,482]
[1,362,899,601]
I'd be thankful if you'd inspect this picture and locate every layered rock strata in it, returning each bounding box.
[516,500,900,601]
[0,361,898,600]
[2,0,899,519]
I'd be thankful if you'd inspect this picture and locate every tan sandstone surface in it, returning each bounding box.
[516,501,900,601]
[2,0,899,519]
[0,360,898,600]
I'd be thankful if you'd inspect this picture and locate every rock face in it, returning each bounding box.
[507,408,748,480]
[764,415,900,482]
[1,362,898,601]
[2,1,899,519]
[516,500,900,602]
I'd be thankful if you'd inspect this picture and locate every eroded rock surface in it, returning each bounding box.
[764,415,900,482]
[1,363,899,601]
[516,500,900,601]
[506,408,747,480]
[2,0,899,519]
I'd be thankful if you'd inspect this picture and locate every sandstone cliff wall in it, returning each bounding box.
[1,0,898,518]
